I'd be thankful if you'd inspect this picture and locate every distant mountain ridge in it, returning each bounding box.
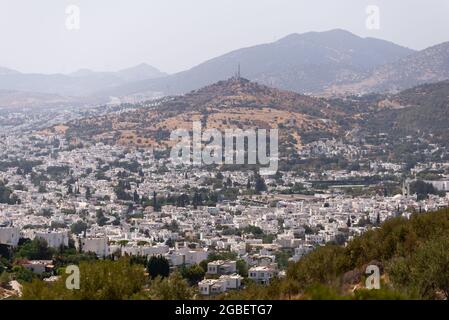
[0,89,81,108]
[107,29,415,97]
[0,63,166,97]
[327,42,449,95]
[3,29,449,108]
[0,66,20,76]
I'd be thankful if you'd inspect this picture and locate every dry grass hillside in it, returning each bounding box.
[56,78,343,150]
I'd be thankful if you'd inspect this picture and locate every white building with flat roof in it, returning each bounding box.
[248,265,278,285]
[167,248,209,266]
[207,260,237,275]
[121,243,169,257]
[0,227,20,247]
[80,237,109,257]
[219,274,243,290]
[34,231,69,249]
[198,274,243,295]
[425,180,449,192]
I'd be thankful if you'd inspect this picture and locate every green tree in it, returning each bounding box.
[12,266,36,283]
[147,255,170,279]
[96,209,108,226]
[85,187,91,200]
[133,190,139,203]
[410,180,441,200]
[70,221,87,235]
[181,264,205,285]
[254,172,267,193]
[389,235,449,299]
[21,258,147,300]
[236,259,248,277]
[152,191,160,212]
[17,238,54,260]
[148,272,193,300]
[0,271,11,288]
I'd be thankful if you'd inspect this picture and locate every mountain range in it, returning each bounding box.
[2,29,449,107]
[104,29,416,97]
[326,41,449,95]
[0,63,166,107]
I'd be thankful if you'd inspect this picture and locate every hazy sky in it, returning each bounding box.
[0,0,448,74]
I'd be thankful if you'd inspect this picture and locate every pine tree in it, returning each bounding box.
[193,192,199,209]
[153,191,159,212]
[254,173,267,194]
[85,187,91,200]
[147,255,170,279]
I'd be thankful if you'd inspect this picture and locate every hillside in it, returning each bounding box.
[0,90,91,109]
[107,29,414,97]
[327,42,449,95]
[359,81,449,145]
[57,77,343,150]
[54,78,449,152]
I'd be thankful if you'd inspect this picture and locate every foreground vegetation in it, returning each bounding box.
[20,258,194,300]
[3,208,449,300]
[224,207,449,300]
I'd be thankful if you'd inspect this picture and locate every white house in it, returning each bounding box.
[0,227,20,247]
[207,207,219,215]
[167,248,209,266]
[425,180,449,192]
[219,274,243,289]
[248,265,278,285]
[80,237,109,257]
[121,244,169,257]
[198,274,243,295]
[198,279,225,295]
[247,254,276,267]
[207,260,237,275]
[34,231,69,248]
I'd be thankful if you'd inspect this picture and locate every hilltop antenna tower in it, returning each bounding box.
[234,63,241,80]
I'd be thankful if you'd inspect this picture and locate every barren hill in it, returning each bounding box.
[59,78,343,150]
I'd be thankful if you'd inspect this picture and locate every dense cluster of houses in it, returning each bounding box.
[1,134,449,296]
